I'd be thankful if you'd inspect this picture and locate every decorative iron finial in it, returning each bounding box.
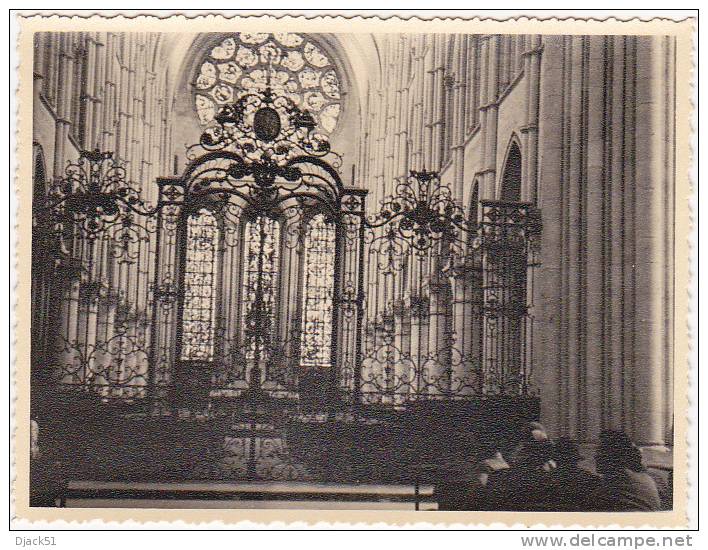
[368,170,474,253]
[37,149,153,241]
[189,85,336,174]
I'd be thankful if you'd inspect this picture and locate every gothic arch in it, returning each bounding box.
[469,178,480,227]
[32,143,47,198]
[30,142,55,384]
[499,135,523,202]
[168,32,371,167]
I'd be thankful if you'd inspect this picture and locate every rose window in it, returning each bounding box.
[194,33,342,134]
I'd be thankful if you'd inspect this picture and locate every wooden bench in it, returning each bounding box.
[58,480,438,510]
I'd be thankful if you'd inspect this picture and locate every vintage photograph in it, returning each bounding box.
[18,15,690,522]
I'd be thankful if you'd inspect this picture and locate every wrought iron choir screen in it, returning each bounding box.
[360,170,541,405]
[32,86,541,415]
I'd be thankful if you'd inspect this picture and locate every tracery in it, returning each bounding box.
[194,33,342,134]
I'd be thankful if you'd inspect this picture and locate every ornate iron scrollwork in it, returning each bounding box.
[38,149,155,241]
[367,169,475,253]
[361,170,542,404]
[188,85,339,190]
[172,85,357,404]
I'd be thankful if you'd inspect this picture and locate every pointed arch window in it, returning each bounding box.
[469,179,480,229]
[242,215,281,361]
[500,141,522,202]
[299,213,336,368]
[181,209,220,361]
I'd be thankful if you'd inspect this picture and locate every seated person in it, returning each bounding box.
[476,441,511,488]
[506,421,556,470]
[551,437,603,511]
[484,438,557,511]
[435,438,511,511]
[594,430,661,512]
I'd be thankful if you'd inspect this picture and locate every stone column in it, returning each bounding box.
[583,35,609,443]
[564,35,585,438]
[631,35,672,447]
[54,33,82,380]
[606,35,629,433]
[423,36,435,170]
[466,37,480,130]
[534,34,674,449]
[101,33,117,152]
[431,35,445,170]
[33,32,46,108]
[483,36,499,199]
[91,33,107,150]
[534,35,568,438]
[522,35,542,203]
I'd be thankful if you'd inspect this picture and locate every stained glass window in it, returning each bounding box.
[181,209,220,361]
[300,214,336,368]
[242,216,281,361]
[194,33,342,134]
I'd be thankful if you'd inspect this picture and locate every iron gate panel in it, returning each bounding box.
[37,158,369,413]
[358,175,541,406]
[34,160,540,415]
[34,91,540,417]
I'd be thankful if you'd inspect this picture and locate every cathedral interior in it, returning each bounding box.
[30,31,676,509]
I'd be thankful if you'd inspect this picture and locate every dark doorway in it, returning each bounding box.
[500,141,522,202]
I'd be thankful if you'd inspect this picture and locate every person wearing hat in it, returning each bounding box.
[551,437,603,511]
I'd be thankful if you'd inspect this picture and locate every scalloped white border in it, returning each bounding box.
[9,10,697,530]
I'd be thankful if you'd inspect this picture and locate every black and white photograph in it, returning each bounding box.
[16,14,692,524]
